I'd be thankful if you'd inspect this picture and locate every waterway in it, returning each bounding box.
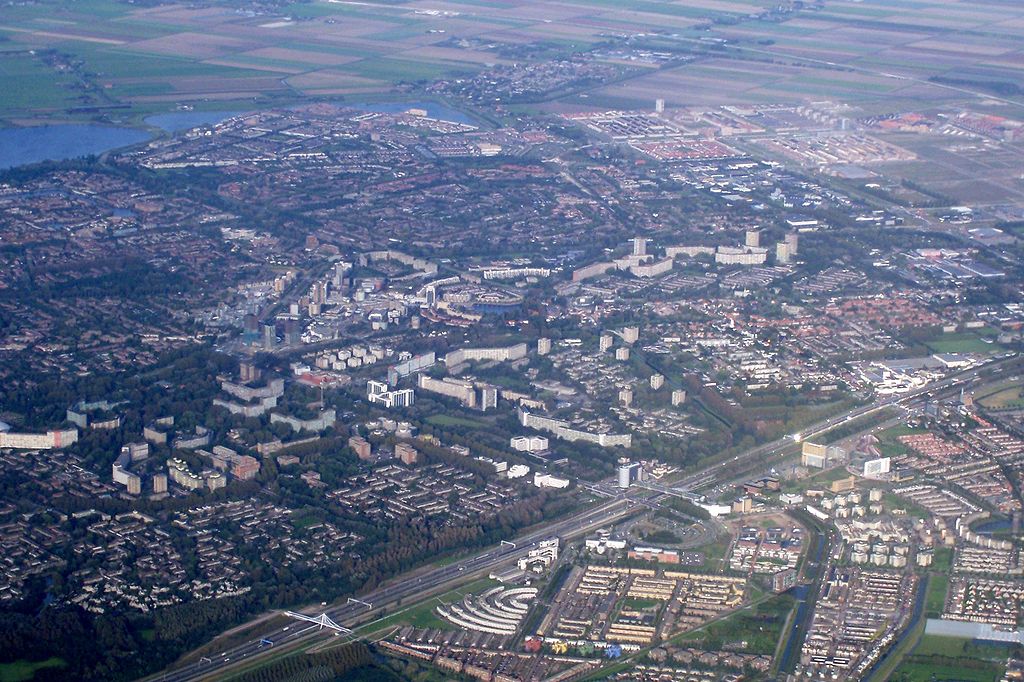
[0,124,151,170]
[0,99,475,171]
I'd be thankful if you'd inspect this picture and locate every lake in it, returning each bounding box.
[0,125,151,170]
[0,100,476,171]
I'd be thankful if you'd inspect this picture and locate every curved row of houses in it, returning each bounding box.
[436,586,537,635]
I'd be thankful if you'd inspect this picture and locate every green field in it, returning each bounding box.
[698,537,732,572]
[353,577,497,636]
[875,424,927,458]
[0,658,67,682]
[977,383,1024,409]
[930,547,953,574]
[425,414,490,429]
[891,660,1002,682]
[0,51,82,113]
[925,331,1002,355]
[620,597,662,610]
[889,635,1016,682]
[677,593,796,655]
[923,574,948,618]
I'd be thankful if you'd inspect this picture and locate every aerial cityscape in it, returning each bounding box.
[1,0,1024,680]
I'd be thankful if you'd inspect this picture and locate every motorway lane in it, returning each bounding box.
[149,498,638,682]
[149,355,1019,682]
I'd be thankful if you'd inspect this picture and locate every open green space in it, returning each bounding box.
[677,593,796,655]
[875,423,927,458]
[890,635,1014,682]
[884,492,931,520]
[977,381,1024,409]
[620,597,662,610]
[345,57,475,83]
[923,574,948,618]
[913,635,1020,660]
[930,546,953,574]
[883,631,1018,682]
[0,658,68,682]
[698,537,732,572]
[353,577,497,636]
[890,660,1002,682]
[925,331,1003,355]
[425,413,490,429]
[0,51,82,114]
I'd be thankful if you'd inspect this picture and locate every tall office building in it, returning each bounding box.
[599,334,614,352]
[617,458,642,489]
[284,319,301,345]
[622,327,640,344]
[776,241,791,264]
[348,436,372,461]
[537,337,552,356]
[632,237,647,257]
[745,229,761,248]
[239,361,260,384]
[262,323,276,350]
[479,386,499,411]
[395,442,418,466]
[785,232,799,255]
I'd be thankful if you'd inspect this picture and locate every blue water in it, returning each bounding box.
[344,101,476,125]
[0,101,474,171]
[0,125,152,170]
[974,518,1011,534]
[145,110,247,133]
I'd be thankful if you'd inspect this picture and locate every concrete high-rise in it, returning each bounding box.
[632,237,647,257]
[395,442,418,466]
[785,232,799,255]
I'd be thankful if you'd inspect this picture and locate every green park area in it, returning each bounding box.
[677,593,796,656]
[0,658,67,682]
[977,381,1024,410]
[924,329,1002,355]
[353,577,498,636]
[889,635,1012,682]
[425,413,491,429]
[923,574,948,618]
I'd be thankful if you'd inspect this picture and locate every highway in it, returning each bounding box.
[146,354,1019,682]
[147,496,642,682]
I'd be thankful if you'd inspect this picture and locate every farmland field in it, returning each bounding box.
[0,0,1021,123]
